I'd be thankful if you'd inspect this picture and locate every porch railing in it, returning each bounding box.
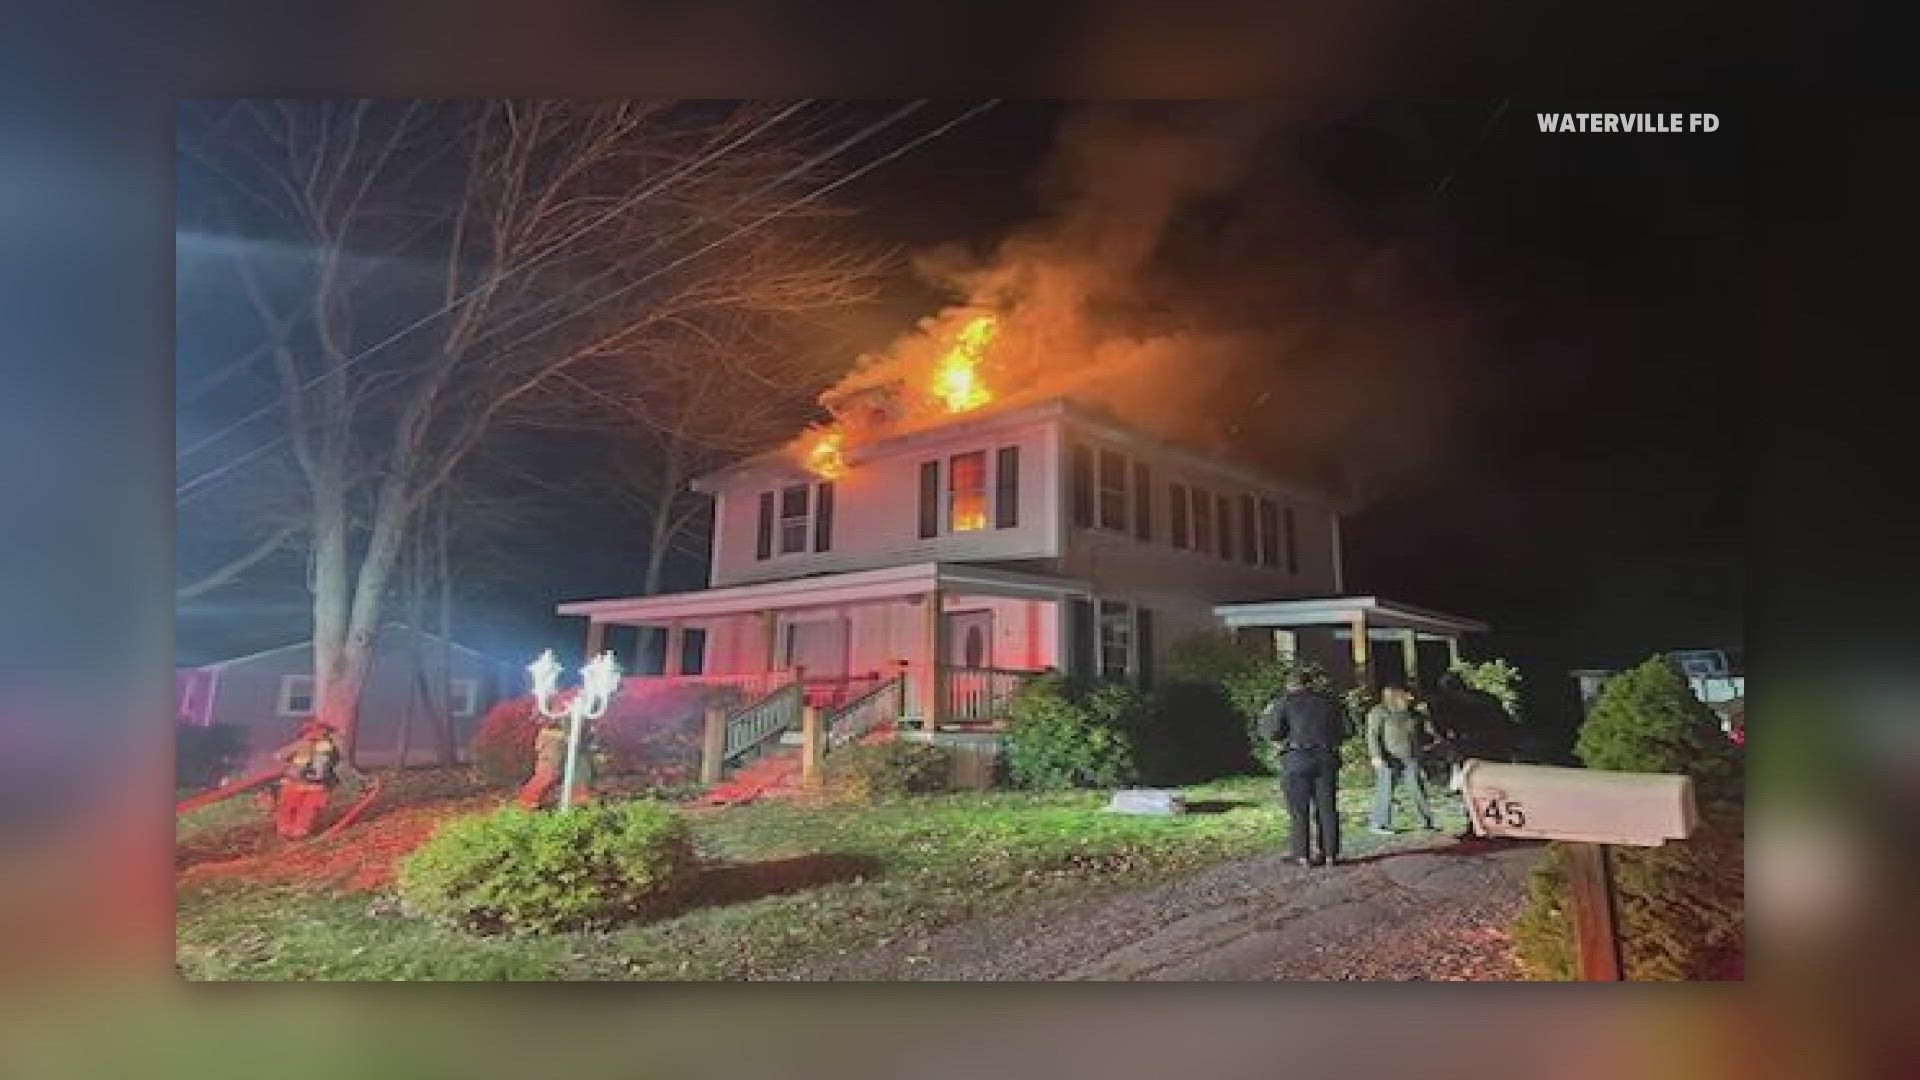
[722,680,803,766]
[801,671,887,712]
[943,665,1034,724]
[825,676,906,751]
[622,670,792,702]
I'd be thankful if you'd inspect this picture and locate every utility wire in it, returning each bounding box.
[178,100,1000,503]
[176,99,816,464]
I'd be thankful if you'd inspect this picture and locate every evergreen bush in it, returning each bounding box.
[1002,675,1144,790]
[1512,655,1745,980]
[398,800,696,934]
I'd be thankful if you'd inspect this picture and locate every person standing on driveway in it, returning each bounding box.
[1366,684,1438,834]
[1258,672,1349,867]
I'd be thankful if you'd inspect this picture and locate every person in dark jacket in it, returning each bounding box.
[1257,673,1349,866]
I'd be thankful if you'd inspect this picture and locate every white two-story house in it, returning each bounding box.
[556,396,1487,740]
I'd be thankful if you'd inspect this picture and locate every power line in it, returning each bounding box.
[176,99,818,464]
[177,100,999,502]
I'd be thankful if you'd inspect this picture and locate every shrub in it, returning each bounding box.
[1002,675,1144,790]
[1447,657,1524,721]
[469,695,543,788]
[822,741,953,804]
[176,723,244,790]
[397,800,696,934]
[1512,655,1745,980]
[1140,680,1259,784]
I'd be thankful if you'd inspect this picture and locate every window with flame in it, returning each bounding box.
[1098,449,1129,531]
[948,450,988,532]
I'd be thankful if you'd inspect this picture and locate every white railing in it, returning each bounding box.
[622,670,792,702]
[722,681,803,765]
[943,666,1033,724]
[825,676,905,751]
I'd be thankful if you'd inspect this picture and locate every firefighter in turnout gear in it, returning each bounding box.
[272,721,341,840]
[516,711,599,810]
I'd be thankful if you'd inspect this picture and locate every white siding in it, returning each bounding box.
[709,417,1061,586]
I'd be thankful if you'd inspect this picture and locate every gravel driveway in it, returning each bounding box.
[782,836,1543,981]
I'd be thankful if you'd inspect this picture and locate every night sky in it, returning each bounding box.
[178,100,1744,736]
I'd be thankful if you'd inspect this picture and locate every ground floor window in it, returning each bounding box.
[277,674,315,716]
[1098,600,1133,682]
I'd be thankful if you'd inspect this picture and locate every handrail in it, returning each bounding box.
[722,680,803,765]
[943,665,1032,724]
[824,676,905,751]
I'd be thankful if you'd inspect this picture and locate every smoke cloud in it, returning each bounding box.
[816,102,1473,508]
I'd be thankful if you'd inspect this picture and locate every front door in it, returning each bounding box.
[945,610,994,669]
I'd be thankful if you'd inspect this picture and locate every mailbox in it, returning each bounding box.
[1457,760,1698,847]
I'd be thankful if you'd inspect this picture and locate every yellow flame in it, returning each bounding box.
[933,315,995,413]
[804,426,848,480]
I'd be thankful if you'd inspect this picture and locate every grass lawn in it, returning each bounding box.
[176,775,1470,980]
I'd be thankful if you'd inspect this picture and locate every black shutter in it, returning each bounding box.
[813,482,835,552]
[1240,494,1258,564]
[918,460,940,538]
[1283,506,1299,573]
[1258,498,1279,567]
[755,491,774,560]
[1133,461,1152,541]
[1135,607,1154,689]
[995,445,1020,528]
[1169,482,1188,548]
[1070,445,1093,527]
[1068,598,1096,679]
[1217,494,1233,560]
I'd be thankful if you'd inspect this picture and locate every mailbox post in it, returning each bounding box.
[1457,760,1699,982]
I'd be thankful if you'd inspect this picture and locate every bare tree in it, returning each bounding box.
[176,100,888,750]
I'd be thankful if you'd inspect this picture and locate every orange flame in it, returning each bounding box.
[803,426,847,480]
[933,315,995,413]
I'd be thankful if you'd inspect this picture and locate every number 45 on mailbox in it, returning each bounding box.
[1456,760,1700,981]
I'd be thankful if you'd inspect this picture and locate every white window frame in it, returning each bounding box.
[777,484,812,555]
[277,674,315,717]
[449,678,479,717]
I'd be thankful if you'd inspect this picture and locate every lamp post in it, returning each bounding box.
[528,648,622,811]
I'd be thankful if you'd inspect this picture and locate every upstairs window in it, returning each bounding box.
[1097,449,1129,531]
[1258,498,1280,567]
[949,450,988,532]
[1168,482,1189,549]
[1070,445,1094,528]
[1132,461,1152,541]
[1240,494,1259,565]
[1191,486,1213,554]
[779,484,811,554]
[1283,505,1299,573]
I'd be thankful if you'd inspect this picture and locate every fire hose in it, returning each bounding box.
[176,769,386,842]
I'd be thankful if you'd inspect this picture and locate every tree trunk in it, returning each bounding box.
[320,481,413,756]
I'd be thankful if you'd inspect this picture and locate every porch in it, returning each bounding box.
[556,562,1090,732]
[1212,595,1490,692]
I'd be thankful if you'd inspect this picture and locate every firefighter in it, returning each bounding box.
[272,721,341,840]
[516,713,598,810]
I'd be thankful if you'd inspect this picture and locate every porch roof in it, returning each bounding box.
[556,562,1092,626]
[1212,595,1488,638]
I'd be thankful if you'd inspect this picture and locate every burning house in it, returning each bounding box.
[555,312,1488,771]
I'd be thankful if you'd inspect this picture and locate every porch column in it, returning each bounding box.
[1399,629,1420,691]
[1350,613,1372,690]
[664,620,686,677]
[583,620,606,661]
[921,588,947,730]
[1446,637,1463,669]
